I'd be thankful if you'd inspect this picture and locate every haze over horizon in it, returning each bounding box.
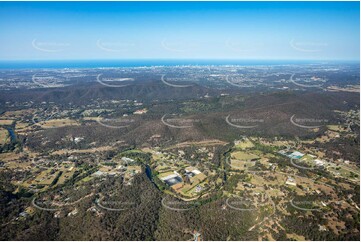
[0,1,359,61]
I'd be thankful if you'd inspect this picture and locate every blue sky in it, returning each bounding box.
[0,1,359,61]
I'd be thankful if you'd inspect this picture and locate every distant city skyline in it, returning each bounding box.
[0,1,359,61]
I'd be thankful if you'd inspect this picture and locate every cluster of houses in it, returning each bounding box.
[278,149,326,168]
[92,156,141,185]
[159,166,207,195]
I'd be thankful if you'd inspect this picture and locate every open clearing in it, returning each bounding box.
[51,146,114,155]
[164,139,228,150]
[35,118,79,129]
[1,109,35,118]
[234,139,254,149]
[230,160,255,170]
[231,151,259,161]
[327,125,345,132]
[0,127,9,145]
[0,119,14,125]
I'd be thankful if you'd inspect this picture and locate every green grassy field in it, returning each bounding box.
[231,151,259,161]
